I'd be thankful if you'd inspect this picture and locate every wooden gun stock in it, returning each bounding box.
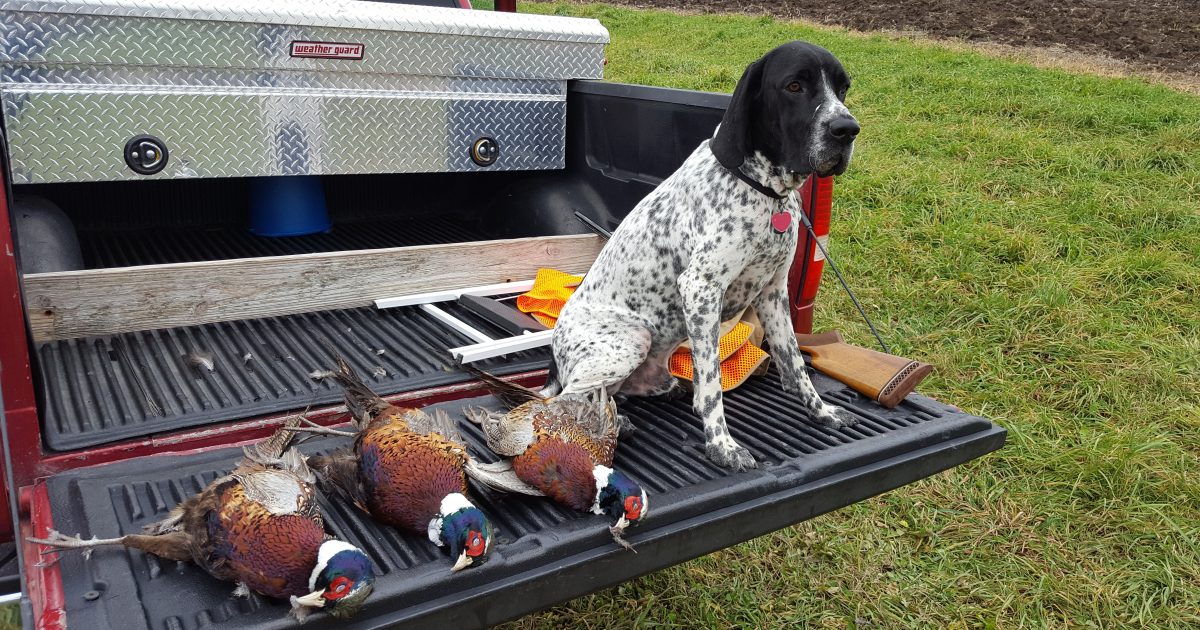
[794,330,933,408]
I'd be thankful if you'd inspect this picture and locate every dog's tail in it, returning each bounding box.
[539,356,563,398]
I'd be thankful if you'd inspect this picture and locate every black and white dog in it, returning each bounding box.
[546,42,860,471]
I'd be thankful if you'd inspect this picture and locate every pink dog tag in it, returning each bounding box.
[770,210,792,233]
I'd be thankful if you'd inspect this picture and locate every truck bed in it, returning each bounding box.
[14,80,1006,628]
[34,365,1003,630]
[37,302,549,450]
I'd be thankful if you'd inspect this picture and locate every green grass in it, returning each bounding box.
[0,604,16,630]
[502,3,1200,628]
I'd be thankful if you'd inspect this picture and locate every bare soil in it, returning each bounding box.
[596,0,1200,77]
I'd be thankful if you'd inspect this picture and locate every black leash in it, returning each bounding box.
[795,208,890,354]
[725,163,892,354]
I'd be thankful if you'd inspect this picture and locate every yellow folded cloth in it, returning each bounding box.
[668,321,770,392]
[516,268,583,327]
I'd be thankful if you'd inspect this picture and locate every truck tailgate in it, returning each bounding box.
[29,367,1004,630]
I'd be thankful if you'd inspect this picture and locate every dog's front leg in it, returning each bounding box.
[679,267,758,471]
[754,267,859,429]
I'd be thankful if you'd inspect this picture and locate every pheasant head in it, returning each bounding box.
[292,540,375,619]
[591,465,648,548]
[428,492,494,571]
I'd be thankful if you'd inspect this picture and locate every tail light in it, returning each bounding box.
[786,175,833,334]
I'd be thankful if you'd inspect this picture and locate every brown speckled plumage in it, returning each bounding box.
[356,414,468,533]
[465,367,618,464]
[527,401,618,466]
[206,478,328,598]
[511,437,596,510]
[464,367,649,552]
[308,358,472,534]
[30,421,334,600]
[464,367,619,499]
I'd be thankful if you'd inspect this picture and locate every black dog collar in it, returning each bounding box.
[717,158,788,201]
[714,155,794,233]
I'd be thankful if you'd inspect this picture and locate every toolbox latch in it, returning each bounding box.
[470,137,499,167]
[123,135,169,175]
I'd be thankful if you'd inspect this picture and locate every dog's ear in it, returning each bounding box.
[711,57,765,170]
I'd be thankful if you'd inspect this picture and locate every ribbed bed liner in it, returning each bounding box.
[37,302,549,451]
[76,217,492,269]
[40,367,1004,630]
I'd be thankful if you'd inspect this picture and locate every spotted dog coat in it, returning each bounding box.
[547,41,861,471]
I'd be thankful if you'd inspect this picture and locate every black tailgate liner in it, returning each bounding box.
[41,368,1005,630]
[37,304,549,451]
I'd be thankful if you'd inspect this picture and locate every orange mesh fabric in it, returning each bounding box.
[516,268,582,327]
[669,322,770,392]
[716,321,752,362]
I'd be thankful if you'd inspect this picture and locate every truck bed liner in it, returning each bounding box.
[38,304,549,451]
[75,217,492,269]
[37,367,1005,629]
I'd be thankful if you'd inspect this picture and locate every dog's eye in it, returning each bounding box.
[785,81,803,93]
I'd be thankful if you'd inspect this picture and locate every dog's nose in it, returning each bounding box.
[828,117,860,140]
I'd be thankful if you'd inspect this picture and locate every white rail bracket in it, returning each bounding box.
[376,277,574,363]
[450,329,554,364]
[375,280,535,309]
[419,304,492,344]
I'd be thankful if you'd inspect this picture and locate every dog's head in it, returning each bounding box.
[711,41,858,178]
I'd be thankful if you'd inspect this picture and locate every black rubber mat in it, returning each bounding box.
[0,542,18,594]
[37,302,549,451]
[76,217,492,269]
[40,367,1005,630]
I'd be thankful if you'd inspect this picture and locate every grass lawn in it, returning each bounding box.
[498,2,1199,628]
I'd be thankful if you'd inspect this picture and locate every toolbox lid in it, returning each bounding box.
[4,0,610,45]
[0,0,608,182]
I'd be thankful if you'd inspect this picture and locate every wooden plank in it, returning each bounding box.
[23,235,603,342]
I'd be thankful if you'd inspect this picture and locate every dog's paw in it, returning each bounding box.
[816,405,859,429]
[663,378,690,401]
[649,377,686,400]
[615,413,637,435]
[705,440,758,472]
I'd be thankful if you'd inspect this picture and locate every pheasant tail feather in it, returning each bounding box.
[461,365,545,409]
[329,356,390,425]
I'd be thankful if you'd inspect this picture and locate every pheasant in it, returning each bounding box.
[297,357,500,572]
[28,419,375,622]
[462,367,648,551]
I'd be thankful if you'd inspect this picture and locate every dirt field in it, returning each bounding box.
[594,0,1199,77]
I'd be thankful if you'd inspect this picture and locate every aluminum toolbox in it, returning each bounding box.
[0,0,609,183]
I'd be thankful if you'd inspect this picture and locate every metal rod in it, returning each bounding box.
[0,365,32,628]
[419,304,493,344]
[375,280,537,309]
[574,211,613,240]
[450,329,554,363]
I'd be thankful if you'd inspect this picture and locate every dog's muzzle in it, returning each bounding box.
[814,115,859,176]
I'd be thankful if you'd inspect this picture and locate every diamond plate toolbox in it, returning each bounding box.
[0,0,609,183]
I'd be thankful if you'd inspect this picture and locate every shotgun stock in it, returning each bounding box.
[794,330,933,408]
